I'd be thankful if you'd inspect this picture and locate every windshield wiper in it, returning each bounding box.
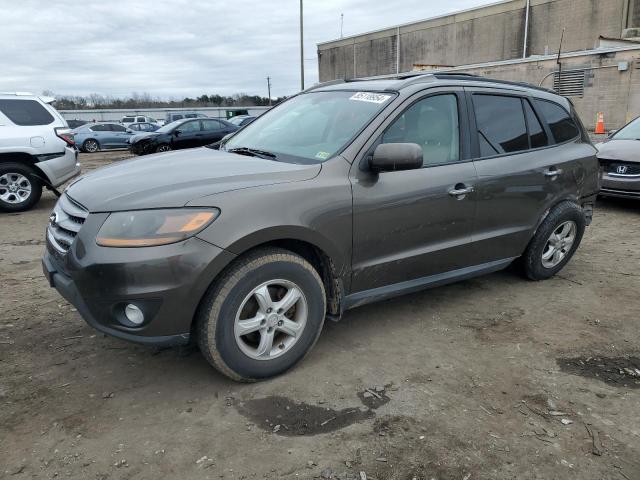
[227,147,277,159]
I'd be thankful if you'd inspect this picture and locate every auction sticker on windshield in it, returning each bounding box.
[349,92,392,104]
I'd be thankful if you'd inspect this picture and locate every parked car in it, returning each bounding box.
[121,115,157,127]
[596,116,640,199]
[126,122,160,133]
[43,74,599,381]
[129,118,238,155]
[72,122,136,152]
[164,112,208,125]
[0,92,80,212]
[228,115,257,127]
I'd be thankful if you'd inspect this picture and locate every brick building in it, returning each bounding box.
[317,0,640,129]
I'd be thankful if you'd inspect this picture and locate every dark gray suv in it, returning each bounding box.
[42,74,599,381]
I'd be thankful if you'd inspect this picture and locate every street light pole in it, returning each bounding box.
[300,0,305,90]
[267,76,272,106]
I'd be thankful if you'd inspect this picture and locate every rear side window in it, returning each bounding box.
[122,117,135,122]
[0,99,54,126]
[523,100,548,148]
[90,124,110,132]
[110,124,126,132]
[535,100,579,143]
[136,117,145,122]
[473,95,528,156]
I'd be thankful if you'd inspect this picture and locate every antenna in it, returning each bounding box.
[266,77,272,106]
[556,28,565,94]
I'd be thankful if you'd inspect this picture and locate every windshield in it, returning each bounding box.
[223,90,395,163]
[613,117,640,140]
[156,119,184,134]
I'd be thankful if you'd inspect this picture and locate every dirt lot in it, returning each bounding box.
[1,150,639,480]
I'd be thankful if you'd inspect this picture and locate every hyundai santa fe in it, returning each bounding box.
[42,74,600,381]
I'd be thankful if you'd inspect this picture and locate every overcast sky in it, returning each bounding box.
[2,0,491,100]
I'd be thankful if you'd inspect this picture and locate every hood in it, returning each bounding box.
[596,139,640,162]
[129,131,159,143]
[66,147,321,212]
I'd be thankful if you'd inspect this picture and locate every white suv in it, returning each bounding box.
[0,93,81,212]
[121,115,157,127]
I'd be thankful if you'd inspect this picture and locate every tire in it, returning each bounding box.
[0,163,43,213]
[156,144,172,153]
[82,139,99,153]
[522,201,586,281]
[196,247,326,382]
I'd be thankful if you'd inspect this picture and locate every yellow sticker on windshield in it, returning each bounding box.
[315,151,331,160]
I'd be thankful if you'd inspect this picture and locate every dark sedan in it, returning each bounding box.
[130,118,238,155]
[596,116,640,199]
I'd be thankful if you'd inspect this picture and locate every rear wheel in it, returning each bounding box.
[522,202,586,280]
[82,139,99,153]
[0,163,42,212]
[196,248,326,381]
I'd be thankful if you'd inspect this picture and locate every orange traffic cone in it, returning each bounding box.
[595,112,605,134]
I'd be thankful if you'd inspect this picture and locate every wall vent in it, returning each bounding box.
[553,70,586,97]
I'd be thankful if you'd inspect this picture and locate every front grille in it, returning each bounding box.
[601,160,640,176]
[47,194,88,253]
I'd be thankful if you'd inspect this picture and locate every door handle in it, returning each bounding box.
[543,168,563,178]
[448,184,474,197]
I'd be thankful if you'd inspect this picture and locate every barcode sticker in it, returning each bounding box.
[349,92,392,104]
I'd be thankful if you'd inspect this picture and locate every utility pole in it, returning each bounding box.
[300,0,305,90]
[266,76,272,106]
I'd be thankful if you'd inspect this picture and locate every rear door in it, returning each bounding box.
[350,88,478,293]
[465,88,584,264]
[200,119,227,145]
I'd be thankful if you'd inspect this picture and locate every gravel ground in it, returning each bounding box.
[1,150,639,480]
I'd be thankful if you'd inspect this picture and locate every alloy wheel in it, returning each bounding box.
[541,220,577,268]
[0,173,32,204]
[234,279,308,360]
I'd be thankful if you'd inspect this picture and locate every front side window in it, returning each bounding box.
[129,124,140,131]
[224,90,395,164]
[0,99,54,126]
[611,116,640,141]
[381,94,460,166]
[536,100,579,143]
[177,120,201,133]
[473,94,528,156]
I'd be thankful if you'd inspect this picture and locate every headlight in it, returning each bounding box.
[96,208,219,247]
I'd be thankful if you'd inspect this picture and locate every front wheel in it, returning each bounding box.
[521,202,586,280]
[0,163,43,213]
[156,144,172,153]
[196,248,326,381]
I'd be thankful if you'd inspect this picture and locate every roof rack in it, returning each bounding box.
[396,72,555,94]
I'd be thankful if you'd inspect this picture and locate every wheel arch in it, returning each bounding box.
[193,229,347,330]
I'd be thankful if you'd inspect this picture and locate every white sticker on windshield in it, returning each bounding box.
[349,92,392,104]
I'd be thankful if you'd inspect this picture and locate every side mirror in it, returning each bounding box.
[369,143,423,173]
[173,129,181,136]
[126,129,133,133]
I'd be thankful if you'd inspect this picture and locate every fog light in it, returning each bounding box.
[124,304,144,325]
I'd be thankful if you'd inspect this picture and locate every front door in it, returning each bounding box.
[350,90,478,293]
[199,119,227,146]
[172,120,202,149]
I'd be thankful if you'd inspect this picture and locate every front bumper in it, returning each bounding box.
[43,224,236,347]
[600,173,640,199]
